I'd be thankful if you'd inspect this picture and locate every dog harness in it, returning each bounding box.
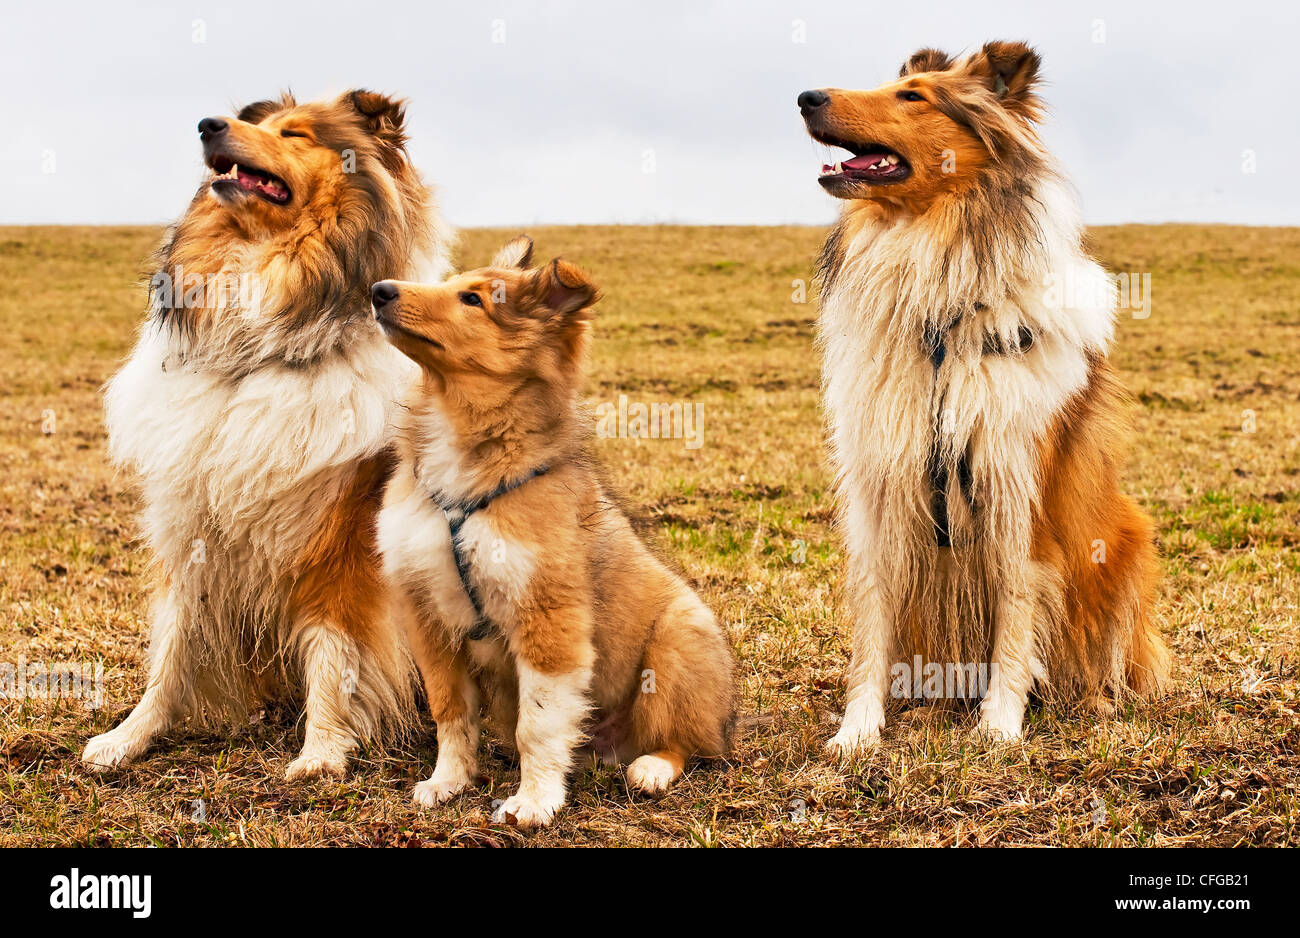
[419,465,550,641]
[923,306,1034,547]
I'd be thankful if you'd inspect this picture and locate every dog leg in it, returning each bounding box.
[403,602,481,807]
[83,592,191,771]
[828,574,894,757]
[492,656,591,829]
[285,622,361,780]
[418,695,480,806]
[977,578,1040,742]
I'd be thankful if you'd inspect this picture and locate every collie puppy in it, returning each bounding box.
[797,42,1168,752]
[372,237,734,828]
[82,90,451,779]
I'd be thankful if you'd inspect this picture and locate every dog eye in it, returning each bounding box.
[897,90,926,102]
[459,291,483,307]
[280,129,308,138]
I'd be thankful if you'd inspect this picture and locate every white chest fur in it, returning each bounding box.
[377,482,539,640]
[818,185,1117,565]
[105,324,413,578]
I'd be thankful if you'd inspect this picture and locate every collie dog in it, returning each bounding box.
[371,237,734,828]
[798,42,1168,752]
[82,90,451,779]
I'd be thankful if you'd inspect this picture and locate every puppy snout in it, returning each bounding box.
[198,117,229,142]
[371,280,400,310]
[797,89,830,115]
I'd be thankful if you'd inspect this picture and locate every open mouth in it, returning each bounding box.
[812,132,912,186]
[207,154,291,205]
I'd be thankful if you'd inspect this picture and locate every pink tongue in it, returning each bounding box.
[843,152,889,170]
[236,169,260,192]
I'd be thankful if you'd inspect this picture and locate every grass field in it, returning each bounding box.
[1,223,1297,847]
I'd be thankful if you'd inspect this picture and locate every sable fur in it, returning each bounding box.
[801,42,1168,751]
[82,90,452,779]
[374,237,735,827]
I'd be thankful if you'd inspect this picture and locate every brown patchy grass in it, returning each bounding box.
[1,223,1297,847]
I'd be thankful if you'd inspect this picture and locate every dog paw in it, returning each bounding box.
[491,791,562,829]
[413,774,473,808]
[82,729,139,773]
[1081,692,1116,717]
[975,711,1024,743]
[626,754,679,795]
[285,752,348,781]
[825,729,880,760]
[824,712,883,760]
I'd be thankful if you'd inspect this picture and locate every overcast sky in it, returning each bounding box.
[2,0,1295,227]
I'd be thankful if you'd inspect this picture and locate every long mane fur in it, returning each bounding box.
[816,46,1160,703]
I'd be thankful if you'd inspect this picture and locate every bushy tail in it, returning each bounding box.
[1125,606,1169,698]
[629,591,734,758]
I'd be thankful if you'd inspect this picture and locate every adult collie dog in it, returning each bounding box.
[82,90,451,779]
[371,238,734,827]
[797,42,1168,752]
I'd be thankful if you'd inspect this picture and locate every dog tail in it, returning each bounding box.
[628,589,735,759]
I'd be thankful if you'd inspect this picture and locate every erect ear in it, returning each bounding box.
[492,235,535,270]
[347,89,408,149]
[899,48,953,77]
[967,41,1042,111]
[526,259,599,318]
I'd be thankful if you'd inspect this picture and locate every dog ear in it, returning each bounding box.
[347,89,408,149]
[967,41,1042,112]
[237,92,297,124]
[899,48,953,77]
[526,259,599,319]
[492,235,535,270]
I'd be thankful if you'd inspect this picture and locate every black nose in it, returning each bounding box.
[797,89,830,113]
[371,281,400,308]
[198,117,228,142]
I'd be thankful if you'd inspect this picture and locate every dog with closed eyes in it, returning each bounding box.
[82,90,451,779]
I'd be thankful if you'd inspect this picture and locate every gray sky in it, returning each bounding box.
[3,0,1295,227]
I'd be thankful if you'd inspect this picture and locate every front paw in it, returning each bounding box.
[492,791,563,829]
[285,752,348,781]
[824,727,880,760]
[824,709,884,760]
[413,773,474,808]
[82,729,140,773]
[976,705,1024,743]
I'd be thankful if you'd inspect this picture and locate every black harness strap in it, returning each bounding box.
[420,465,549,641]
[925,323,957,548]
[924,307,1034,548]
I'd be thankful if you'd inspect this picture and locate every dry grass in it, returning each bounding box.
[1,223,1297,847]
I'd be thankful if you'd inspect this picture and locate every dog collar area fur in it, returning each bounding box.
[417,464,550,641]
[923,305,1035,548]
